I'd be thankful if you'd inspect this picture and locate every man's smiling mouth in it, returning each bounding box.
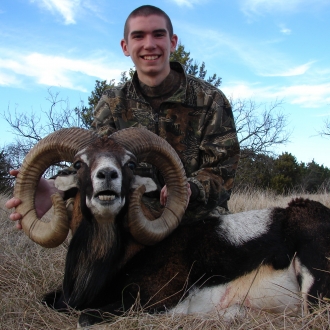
[142,55,160,60]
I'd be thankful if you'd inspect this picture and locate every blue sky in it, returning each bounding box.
[1,0,330,166]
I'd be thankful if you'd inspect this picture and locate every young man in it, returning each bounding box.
[6,5,240,226]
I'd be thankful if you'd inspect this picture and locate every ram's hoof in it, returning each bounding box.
[78,309,104,327]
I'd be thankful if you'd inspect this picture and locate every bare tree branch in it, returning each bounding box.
[231,98,291,158]
[2,88,85,177]
[318,118,330,137]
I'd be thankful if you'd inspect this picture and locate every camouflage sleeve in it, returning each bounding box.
[90,93,117,135]
[184,90,240,222]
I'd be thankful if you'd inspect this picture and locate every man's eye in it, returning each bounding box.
[73,161,82,170]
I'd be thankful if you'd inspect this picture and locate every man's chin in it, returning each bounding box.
[140,67,162,76]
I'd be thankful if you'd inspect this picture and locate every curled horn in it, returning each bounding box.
[110,128,188,245]
[14,128,96,248]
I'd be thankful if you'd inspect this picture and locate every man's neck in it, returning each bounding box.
[136,66,171,87]
[138,68,181,98]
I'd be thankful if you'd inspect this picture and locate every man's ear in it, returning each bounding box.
[121,39,130,56]
[170,34,178,53]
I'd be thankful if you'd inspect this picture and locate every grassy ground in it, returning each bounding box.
[1,190,330,329]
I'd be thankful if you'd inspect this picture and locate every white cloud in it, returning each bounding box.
[176,22,308,78]
[261,61,314,77]
[315,111,330,118]
[240,0,330,17]
[222,81,330,108]
[222,82,271,100]
[279,25,291,35]
[29,0,107,24]
[169,0,209,7]
[0,50,126,91]
[30,0,81,24]
[275,84,330,107]
[241,0,300,16]
[0,72,20,86]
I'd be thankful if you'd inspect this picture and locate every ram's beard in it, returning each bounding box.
[63,219,122,309]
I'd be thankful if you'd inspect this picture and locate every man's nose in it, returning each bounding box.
[144,35,156,49]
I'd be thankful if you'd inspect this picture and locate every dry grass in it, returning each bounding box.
[1,190,330,329]
[229,187,330,212]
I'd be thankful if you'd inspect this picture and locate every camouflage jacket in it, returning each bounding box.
[92,62,240,223]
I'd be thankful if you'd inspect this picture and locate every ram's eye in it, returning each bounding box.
[73,161,82,170]
[127,161,136,171]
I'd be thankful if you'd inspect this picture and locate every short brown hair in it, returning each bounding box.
[124,5,173,41]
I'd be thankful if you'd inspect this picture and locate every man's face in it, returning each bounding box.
[121,15,178,84]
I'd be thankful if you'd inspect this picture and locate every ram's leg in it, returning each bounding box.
[42,288,70,312]
[78,286,168,326]
[78,299,133,326]
[294,255,330,314]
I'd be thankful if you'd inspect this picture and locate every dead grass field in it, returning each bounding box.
[1,190,330,329]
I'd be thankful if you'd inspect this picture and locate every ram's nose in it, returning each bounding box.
[96,168,119,182]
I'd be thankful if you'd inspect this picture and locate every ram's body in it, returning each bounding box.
[110,200,330,315]
[13,128,330,327]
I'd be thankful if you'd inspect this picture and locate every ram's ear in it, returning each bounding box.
[54,167,79,191]
[131,175,157,193]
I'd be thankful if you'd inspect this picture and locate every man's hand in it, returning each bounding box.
[5,169,60,230]
[160,183,191,209]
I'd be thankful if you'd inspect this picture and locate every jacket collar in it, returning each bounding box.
[126,61,188,104]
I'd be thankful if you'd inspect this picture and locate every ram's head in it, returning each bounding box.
[14,127,188,248]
